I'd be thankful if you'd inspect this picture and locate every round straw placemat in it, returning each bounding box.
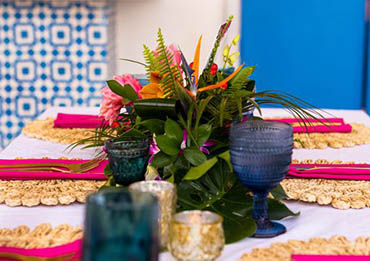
[22,118,94,144]
[281,159,370,209]
[0,223,82,249]
[239,235,370,261]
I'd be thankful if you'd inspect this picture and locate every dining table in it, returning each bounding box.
[0,106,369,261]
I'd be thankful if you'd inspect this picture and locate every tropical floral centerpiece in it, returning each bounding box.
[76,15,321,243]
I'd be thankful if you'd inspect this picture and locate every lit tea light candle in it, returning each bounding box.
[168,210,224,261]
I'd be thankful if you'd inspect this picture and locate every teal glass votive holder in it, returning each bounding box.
[82,188,160,261]
[105,137,149,186]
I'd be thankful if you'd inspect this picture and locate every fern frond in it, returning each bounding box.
[154,28,182,98]
[143,44,159,76]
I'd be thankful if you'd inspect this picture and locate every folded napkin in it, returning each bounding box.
[265,118,352,133]
[0,159,107,180]
[292,254,370,261]
[288,163,370,180]
[0,239,81,260]
[53,113,107,129]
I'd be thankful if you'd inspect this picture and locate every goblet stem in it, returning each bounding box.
[252,191,268,223]
[252,191,286,238]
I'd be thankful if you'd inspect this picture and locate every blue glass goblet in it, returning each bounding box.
[105,136,149,186]
[229,121,293,238]
[83,188,160,261]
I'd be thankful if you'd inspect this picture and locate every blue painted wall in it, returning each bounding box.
[241,0,367,110]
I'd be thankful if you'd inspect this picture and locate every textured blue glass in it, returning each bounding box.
[83,189,160,261]
[105,137,150,186]
[230,121,293,238]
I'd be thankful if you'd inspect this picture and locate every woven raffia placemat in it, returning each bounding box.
[293,123,370,149]
[0,180,104,207]
[22,118,94,144]
[22,118,370,149]
[0,223,82,249]
[0,157,105,207]
[239,235,370,261]
[281,159,370,210]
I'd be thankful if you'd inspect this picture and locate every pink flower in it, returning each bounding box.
[168,44,182,69]
[99,74,143,126]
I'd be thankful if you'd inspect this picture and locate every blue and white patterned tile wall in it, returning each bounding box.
[0,0,115,148]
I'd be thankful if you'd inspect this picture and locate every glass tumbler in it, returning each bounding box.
[82,188,160,261]
[105,136,149,186]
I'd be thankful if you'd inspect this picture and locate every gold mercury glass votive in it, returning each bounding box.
[129,180,177,250]
[168,210,225,261]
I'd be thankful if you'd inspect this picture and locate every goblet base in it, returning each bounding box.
[252,221,286,238]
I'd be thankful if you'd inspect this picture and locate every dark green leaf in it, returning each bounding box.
[165,118,183,144]
[270,184,287,200]
[156,135,180,156]
[268,199,299,220]
[134,98,179,120]
[183,147,207,166]
[137,119,165,134]
[151,152,176,168]
[183,156,218,180]
[194,124,212,146]
[107,80,138,101]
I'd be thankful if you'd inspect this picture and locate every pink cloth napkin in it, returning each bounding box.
[265,118,352,133]
[288,163,370,180]
[292,254,370,261]
[0,239,81,260]
[53,113,107,129]
[0,159,107,180]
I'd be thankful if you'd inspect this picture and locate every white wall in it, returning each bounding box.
[113,0,241,75]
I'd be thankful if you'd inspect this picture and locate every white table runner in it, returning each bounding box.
[1,107,369,261]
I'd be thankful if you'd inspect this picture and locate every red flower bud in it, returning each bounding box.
[221,83,228,89]
[210,63,218,75]
[189,62,194,70]
[111,121,119,128]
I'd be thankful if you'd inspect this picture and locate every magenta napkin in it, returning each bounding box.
[265,118,352,133]
[292,254,370,261]
[53,113,107,129]
[0,239,81,260]
[288,163,370,180]
[0,159,107,180]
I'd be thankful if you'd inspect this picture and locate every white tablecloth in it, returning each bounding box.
[1,107,370,261]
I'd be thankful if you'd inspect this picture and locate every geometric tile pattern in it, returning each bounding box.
[0,0,114,148]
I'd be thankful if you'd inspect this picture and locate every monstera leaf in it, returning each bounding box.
[177,159,297,244]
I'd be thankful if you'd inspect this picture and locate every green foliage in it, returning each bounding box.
[156,135,180,156]
[136,119,165,135]
[106,80,138,102]
[182,156,218,180]
[183,147,207,166]
[143,44,159,75]
[155,28,182,98]
[151,152,176,168]
[164,119,183,143]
